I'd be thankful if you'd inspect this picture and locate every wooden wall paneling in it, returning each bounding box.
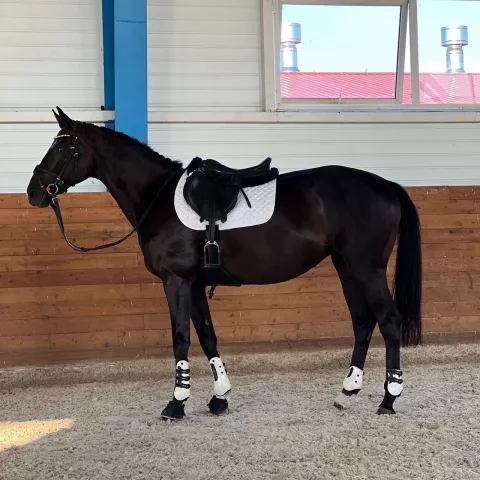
[0,188,479,366]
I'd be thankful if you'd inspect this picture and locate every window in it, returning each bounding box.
[280,4,403,103]
[262,0,480,111]
[416,0,480,104]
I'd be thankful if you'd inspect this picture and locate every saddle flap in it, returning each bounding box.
[183,170,240,223]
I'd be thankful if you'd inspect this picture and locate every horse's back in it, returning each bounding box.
[278,164,401,223]
[281,164,396,197]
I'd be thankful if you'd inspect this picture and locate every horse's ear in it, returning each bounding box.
[52,108,62,125]
[53,106,74,130]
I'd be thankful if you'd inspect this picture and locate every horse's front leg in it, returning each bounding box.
[160,274,193,420]
[191,282,231,415]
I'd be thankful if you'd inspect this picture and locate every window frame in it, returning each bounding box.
[261,0,480,113]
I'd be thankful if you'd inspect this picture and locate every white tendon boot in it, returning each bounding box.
[173,360,191,402]
[334,366,364,410]
[207,357,231,415]
[386,369,404,397]
[161,360,190,421]
[209,357,232,398]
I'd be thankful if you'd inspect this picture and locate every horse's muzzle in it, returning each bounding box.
[27,174,50,208]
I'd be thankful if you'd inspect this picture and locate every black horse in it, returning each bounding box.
[27,108,422,418]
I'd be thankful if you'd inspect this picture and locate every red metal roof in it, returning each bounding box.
[280,72,480,104]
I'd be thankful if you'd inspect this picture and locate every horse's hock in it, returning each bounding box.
[0,186,479,366]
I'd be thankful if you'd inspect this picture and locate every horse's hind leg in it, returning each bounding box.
[364,276,404,415]
[191,282,231,415]
[343,266,404,414]
[333,255,377,410]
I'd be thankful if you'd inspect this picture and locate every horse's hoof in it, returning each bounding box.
[377,406,396,415]
[334,393,351,410]
[208,395,229,415]
[160,399,186,420]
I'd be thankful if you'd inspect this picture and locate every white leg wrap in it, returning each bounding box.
[210,357,231,397]
[386,369,404,396]
[173,360,190,402]
[343,366,364,391]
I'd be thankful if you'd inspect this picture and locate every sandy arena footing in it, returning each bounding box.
[1,343,479,480]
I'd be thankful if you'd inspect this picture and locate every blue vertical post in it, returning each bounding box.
[102,0,115,130]
[113,0,148,143]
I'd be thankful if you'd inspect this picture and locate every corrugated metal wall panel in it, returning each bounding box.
[147,0,261,112]
[148,123,480,186]
[0,0,105,193]
[0,0,103,110]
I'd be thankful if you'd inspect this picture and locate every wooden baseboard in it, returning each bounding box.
[1,331,478,368]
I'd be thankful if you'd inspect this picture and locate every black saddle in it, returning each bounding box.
[183,156,279,269]
[196,157,273,183]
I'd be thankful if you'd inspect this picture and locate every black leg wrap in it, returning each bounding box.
[208,396,229,415]
[160,398,187,420]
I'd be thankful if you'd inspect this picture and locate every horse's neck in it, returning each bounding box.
[92,137,173,227]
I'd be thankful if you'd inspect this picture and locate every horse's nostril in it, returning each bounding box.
[27,188,35,199]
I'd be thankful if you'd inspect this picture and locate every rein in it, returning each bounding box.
[49,177,173,252]
[36,126,174,253]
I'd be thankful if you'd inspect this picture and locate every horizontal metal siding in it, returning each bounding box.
[0,0,105,193]
[147,0,262,111]
[148,123,480,186]
[0,0,103,110]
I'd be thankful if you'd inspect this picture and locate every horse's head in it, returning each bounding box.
[27,107,96,207]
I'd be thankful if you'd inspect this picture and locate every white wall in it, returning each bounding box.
[147,0,480,187]
[0,0,105,193]
[148,123,480,186]
[0,0,478,193]
[148,0,262,112]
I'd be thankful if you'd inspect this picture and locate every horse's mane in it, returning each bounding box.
[87,122,184,171]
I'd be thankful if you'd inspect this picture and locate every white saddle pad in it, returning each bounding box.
[174,170,277,231]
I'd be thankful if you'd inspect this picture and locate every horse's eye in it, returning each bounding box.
[58,148,63,153]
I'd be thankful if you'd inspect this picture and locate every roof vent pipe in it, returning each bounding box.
[441,25,468,73]
[281,23,301,72]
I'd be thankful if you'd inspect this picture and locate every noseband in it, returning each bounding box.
[34,127,81,197]
[33,123,175,253]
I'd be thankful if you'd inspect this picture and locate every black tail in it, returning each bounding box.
[391,183,423,347]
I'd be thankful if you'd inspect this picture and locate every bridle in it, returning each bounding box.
[34,131,80,197]
[33,123,175,253]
